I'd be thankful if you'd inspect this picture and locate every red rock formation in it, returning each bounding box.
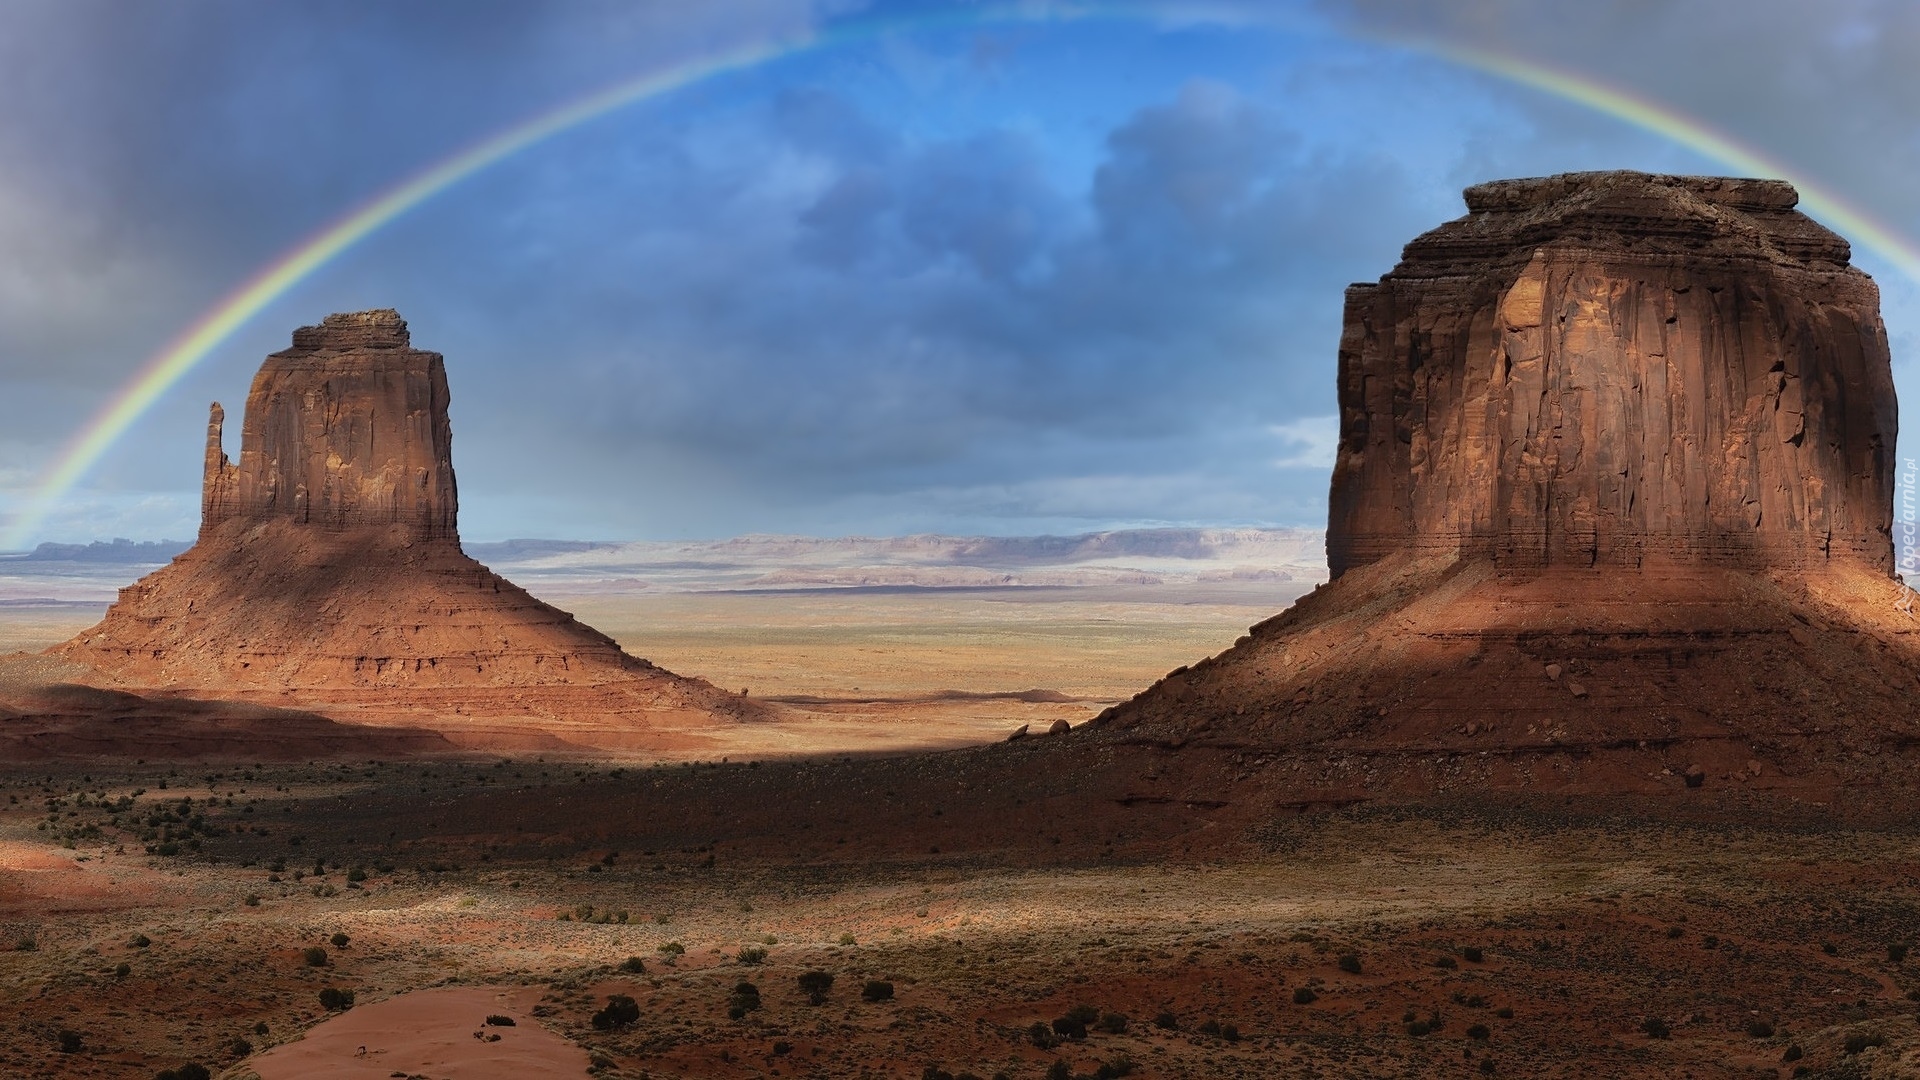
[54,311,760,745]
[202,309,457,539]
[1098,173,1920,800]
[1329,172,1895,576]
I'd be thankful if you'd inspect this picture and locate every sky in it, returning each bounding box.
[2,0,1919,546]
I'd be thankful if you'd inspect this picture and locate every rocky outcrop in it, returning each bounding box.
[1328,171,1895,576]
[201,309,457,539]
[56,313,759,740]
[1097,173,1920,800]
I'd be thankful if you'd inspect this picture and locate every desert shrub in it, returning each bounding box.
[1783,1045,1804,1062]
[1642,1017,1671,1039]
[657,941,685,956]
[1843,1031,1886,1055]
[243,894,261,907]
[57,1029,82,1053]
[330,933,349,949]
[302,946,328,966]
[590,994,640,1030]
[1337,952,1362,974]
[484,1014,515,1027]
[1407,1016,1437,1037]
[1098,1011,1129,1034]
[621,956,646,974]
[1702,935,1719,950]
[736,946,767,965]
[1027,1021,1057,1049]
[1462,946,1484,963]
[839,932,857,946]
[1065,1004,1100,1026]
[1435,955,1459,969]
[862,979,894,1002]
[1665,926,1684,939]
[1220,1023,1241,1042]
[1293,987,1318,1005]
[154,1066,210,1080]
[922,1068,954,1080]
[1466,1023,1490,1040]
[1153,1010,1178,1029]
[1890,942,1910,964]
[1198,1019,1221,1036]
[226,1036,252,1057]
[1747,1020,1775,1038]
[1095,1055,1137,1078]
[727,981,761,1020]
[1045,1063,1071,1080]
[1822,942,1839,956]
[346,867,367,882]
[1479,1059,1496,1076]
[798,970,834,1004]
[317,987,354,1011]
[1051,1015,1088,1041]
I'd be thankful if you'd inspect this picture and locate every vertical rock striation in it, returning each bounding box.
[201,309,458,540]
[1327,172,1895,577]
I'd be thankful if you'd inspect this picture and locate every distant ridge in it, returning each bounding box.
[11,539,191,563]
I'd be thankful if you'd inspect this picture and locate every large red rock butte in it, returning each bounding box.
[52,310,757,749]
[1098,172,1919,800]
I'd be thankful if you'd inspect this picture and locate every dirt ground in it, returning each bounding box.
[3,585,1919,1078]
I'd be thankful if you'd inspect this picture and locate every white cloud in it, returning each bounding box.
[1268,414,1337,468]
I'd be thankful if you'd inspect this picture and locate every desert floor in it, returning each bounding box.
[1,585,1917,1078]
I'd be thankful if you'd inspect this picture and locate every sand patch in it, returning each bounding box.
[244,986,586,1079]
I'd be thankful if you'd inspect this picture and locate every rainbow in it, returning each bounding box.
[7,5,1918,549]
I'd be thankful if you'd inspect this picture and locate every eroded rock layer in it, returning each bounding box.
[1328,172,1895,576]
[1098,174,1919,798]
[57,312,755,736]
[201,309,456,539]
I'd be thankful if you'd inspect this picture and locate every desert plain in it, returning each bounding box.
[3,570,1919,1080]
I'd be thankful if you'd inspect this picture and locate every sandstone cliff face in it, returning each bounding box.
[1328,172,1895,577]
[1096,174,1920,800]
[201,309,457,540]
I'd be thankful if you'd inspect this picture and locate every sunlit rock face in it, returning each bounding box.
[201,308,458,541]
[1327,171,1896,577]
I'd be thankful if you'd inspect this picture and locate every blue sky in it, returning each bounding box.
[2,0,1918,544]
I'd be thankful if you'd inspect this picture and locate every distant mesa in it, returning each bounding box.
[1100,171,1918,800]
[50,310,754,741]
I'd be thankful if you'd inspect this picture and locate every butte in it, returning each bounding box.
[1095,171,1920,803]
[48,309,760,753]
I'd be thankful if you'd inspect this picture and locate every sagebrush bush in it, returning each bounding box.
[591,994,640,1030]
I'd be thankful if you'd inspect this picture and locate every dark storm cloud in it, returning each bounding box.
[1321,0,1920,232]
[411,70,1434,537]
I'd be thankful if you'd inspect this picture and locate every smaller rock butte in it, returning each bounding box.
[1097,172,1919,800]
[56,311,755,742]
